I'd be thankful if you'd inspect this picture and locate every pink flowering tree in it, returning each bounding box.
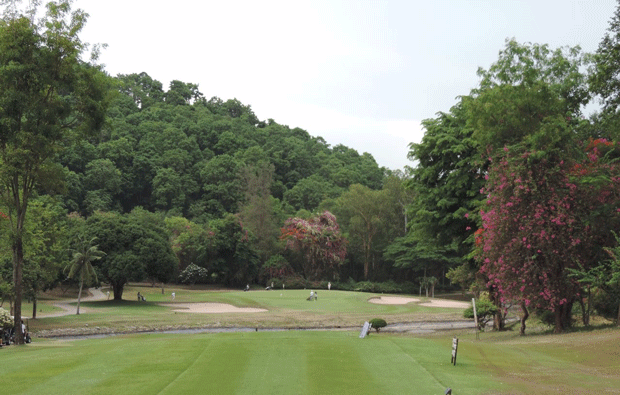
[281,211,347,281]
[477,139,620,334]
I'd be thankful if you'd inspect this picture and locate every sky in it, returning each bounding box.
[70,0,617,170]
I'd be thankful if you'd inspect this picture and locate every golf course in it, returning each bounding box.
[2,285,619,394]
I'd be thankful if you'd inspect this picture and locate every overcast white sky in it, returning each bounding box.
[72,0,617,170]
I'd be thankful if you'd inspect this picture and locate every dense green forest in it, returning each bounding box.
[2,1,620,337]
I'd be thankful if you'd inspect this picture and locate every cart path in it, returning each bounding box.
[45,288,108,317]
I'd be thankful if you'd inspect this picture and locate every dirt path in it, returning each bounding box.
[45,288,108,317]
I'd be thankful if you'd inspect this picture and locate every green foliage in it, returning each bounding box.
[592,288,620,321]
[85,210,177,299]
[0,307,12,329]
[281,275,309,289]
[334,280,416,294]
[464,299,498,330]
[208,214,260,286]
[468,39,586,153]
[259,255,294,284]
[369,318,387,332]
[0,1,112,337]
[177,263,209,285]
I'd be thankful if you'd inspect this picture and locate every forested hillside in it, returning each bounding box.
[60,73,385,220]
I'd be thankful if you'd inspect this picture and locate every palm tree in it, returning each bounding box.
[65,236,105,315]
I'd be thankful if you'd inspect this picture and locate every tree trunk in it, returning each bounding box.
[112,282,124,300]
[578,294,589,327]
[12,237,24,345]
[617,301,620,326]
[76,278,83,315]
[32,298,37,319]
[554,308,563,334]
[519,301,529,336]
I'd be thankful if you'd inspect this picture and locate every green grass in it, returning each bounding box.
[2,328,619,394]
[0,331,495,395]
[29,286,464,333]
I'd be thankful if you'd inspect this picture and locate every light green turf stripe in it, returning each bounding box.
[304,332,379,395]
[158,332,251,394]
[235,332,309,394]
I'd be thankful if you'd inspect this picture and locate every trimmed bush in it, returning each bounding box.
[369,318,387,332]
[0,308,12,329]
[177,263,209,285]
[464,299,498,330]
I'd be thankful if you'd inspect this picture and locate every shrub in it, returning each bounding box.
[369,318,387,332]
[281,275,309,289]
[464,299,498,330]
[0,307,12,329]
[592,288,620,320]
[259,255,294,284]
[177,263,209,285]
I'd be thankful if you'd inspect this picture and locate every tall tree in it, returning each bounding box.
[65,235,104,315]
[281,211,347,281]
[589,1,620,116]
[334,184,388,280]
[478,139,620,333]
[237,162,281,262]
[0,1,110,343]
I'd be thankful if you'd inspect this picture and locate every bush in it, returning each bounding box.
[259,255,294,284]
[177,263,210,285]
[281,275,309,289]
[464,299,498,330]
[0,308,12,329]
[369,318,387,332]
[592,288,620,320]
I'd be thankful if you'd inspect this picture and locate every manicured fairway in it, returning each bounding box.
[29,288,465,333]
[1,331,497,395]
[2,328,620,394]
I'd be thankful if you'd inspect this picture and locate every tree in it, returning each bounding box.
[281,211,347,281]
[467,39,591,332]
[237,162,280,261]
[21,196,68,319]
[588,2,620,116]
[0,2,111,343]
[208,214,260,286]
[469,39,588,152]
[334,184,388,280]
[85,210,176,300]
[65,235,104,314]
[477,140,620,333]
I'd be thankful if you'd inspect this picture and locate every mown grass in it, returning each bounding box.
[2,327,619,395]
[28,285,464,334]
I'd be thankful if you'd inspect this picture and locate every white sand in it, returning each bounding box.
[368,296,420,305]
[160,302,267,313]
[368,296,469,308]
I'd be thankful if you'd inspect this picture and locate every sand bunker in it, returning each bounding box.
[368,296,470,308]
[368,296,420,305]
[160,303,267,313]
[418,299,470,308]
